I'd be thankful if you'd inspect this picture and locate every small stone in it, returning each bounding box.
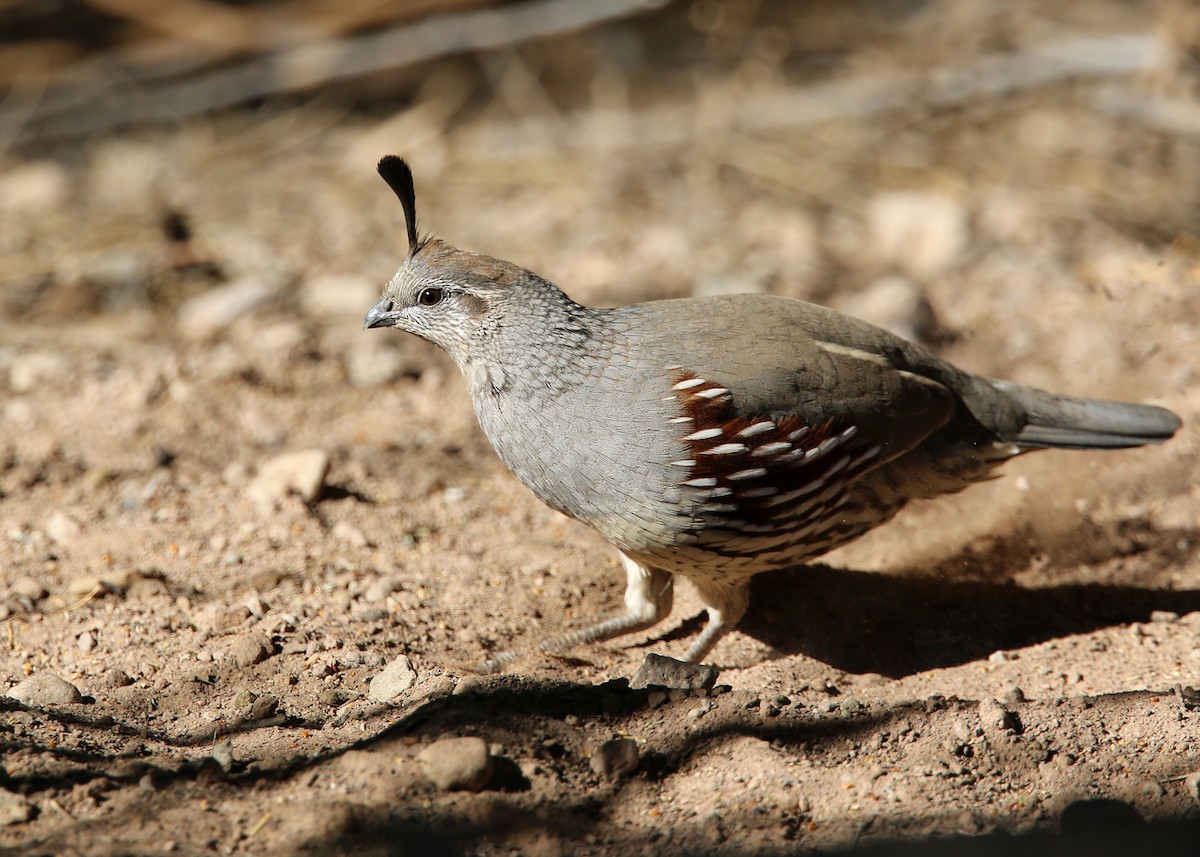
[988,650,1013,664]
[226,632,273,668]
[210,739,235,772]
[1000,685,1027,704]
[332,521,371,548]
[417,737,494,792]
[978,698,1020,734]
[101,668,133,688]
[77,631,97,653]
[8,674,83,706]
[590,738,639,780]
[11,577,47,602]
[44,510,82,546]
[242,594,269,618]
[177,277,276,339]
[247,694,279,721]
[0,788,32,825]
[1150,610,1181,624]
[0,160,69,215]
[368,654,417,702]
[246,449,329,510]
[363,577,398,603]
[630,653,718,691]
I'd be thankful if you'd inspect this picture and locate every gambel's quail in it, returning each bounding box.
[363,156,1182,667]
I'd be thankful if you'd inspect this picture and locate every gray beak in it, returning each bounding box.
[363,298,398,330]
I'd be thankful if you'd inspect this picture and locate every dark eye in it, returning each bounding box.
[417,287,444,307]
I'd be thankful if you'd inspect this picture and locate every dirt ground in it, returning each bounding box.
[3,1,1200,855]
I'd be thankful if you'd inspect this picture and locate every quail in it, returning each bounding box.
[363,156,1182,667]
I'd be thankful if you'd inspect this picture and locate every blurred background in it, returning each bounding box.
[3,3,1200,853]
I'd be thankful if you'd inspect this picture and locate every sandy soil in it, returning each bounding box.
[3,2,1200,854]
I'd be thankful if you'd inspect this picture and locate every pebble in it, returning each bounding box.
[301,273,379,317]
[363,577,399,603]
[177,277,276,339]
[11,577,46,602]
[978,698,1020,734]
[44,509,82,546]
[332,520,371,548]
[867,190,969,275]
[226,632,273,668]
[0,788,32,826]
[101,668,133,688]
[246,449,330,510]
[77,631,97,653]
[0,160,69,216]
[417,737,494,792]
[8,674,83,706]
[590,738,640,780]
[1000,685,1027,704]
[630,653,718,691]
[368,654,418,702]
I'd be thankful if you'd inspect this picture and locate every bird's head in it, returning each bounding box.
[363,156,572,372]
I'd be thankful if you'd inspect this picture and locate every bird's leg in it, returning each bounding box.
[681,579,751,664]
[538,553,674,656]
[481,553,673,672]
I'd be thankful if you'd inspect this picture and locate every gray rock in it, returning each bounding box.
[631,653,718,691]
[368,654,417,702]
[8,674,83,705]
[246,449,329,510]
[590,738,640,780]
[100,668,133,688]
[226,632,273,668]
[417,737,494,792]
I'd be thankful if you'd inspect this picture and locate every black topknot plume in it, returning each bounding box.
[377,156,420,256]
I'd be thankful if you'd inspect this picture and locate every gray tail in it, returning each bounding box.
[992,381,1182,450]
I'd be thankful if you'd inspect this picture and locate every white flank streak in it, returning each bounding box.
[684,427,724,441]
[841,426,858,440]
[824,454,851,477]
[728,468,768,481]
[703,443,748,455]
[670,459,697,467]
[753,441,792,458]
[696,387,729,399]
[669,416,694,424]
[787,426,811,441]
[736,421,776,438]
[672,377,706,391]
[683,477,718,488]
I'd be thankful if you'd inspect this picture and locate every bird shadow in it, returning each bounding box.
[739,528,1199,678]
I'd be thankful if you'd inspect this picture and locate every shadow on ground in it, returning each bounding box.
[741,558,1200,677]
